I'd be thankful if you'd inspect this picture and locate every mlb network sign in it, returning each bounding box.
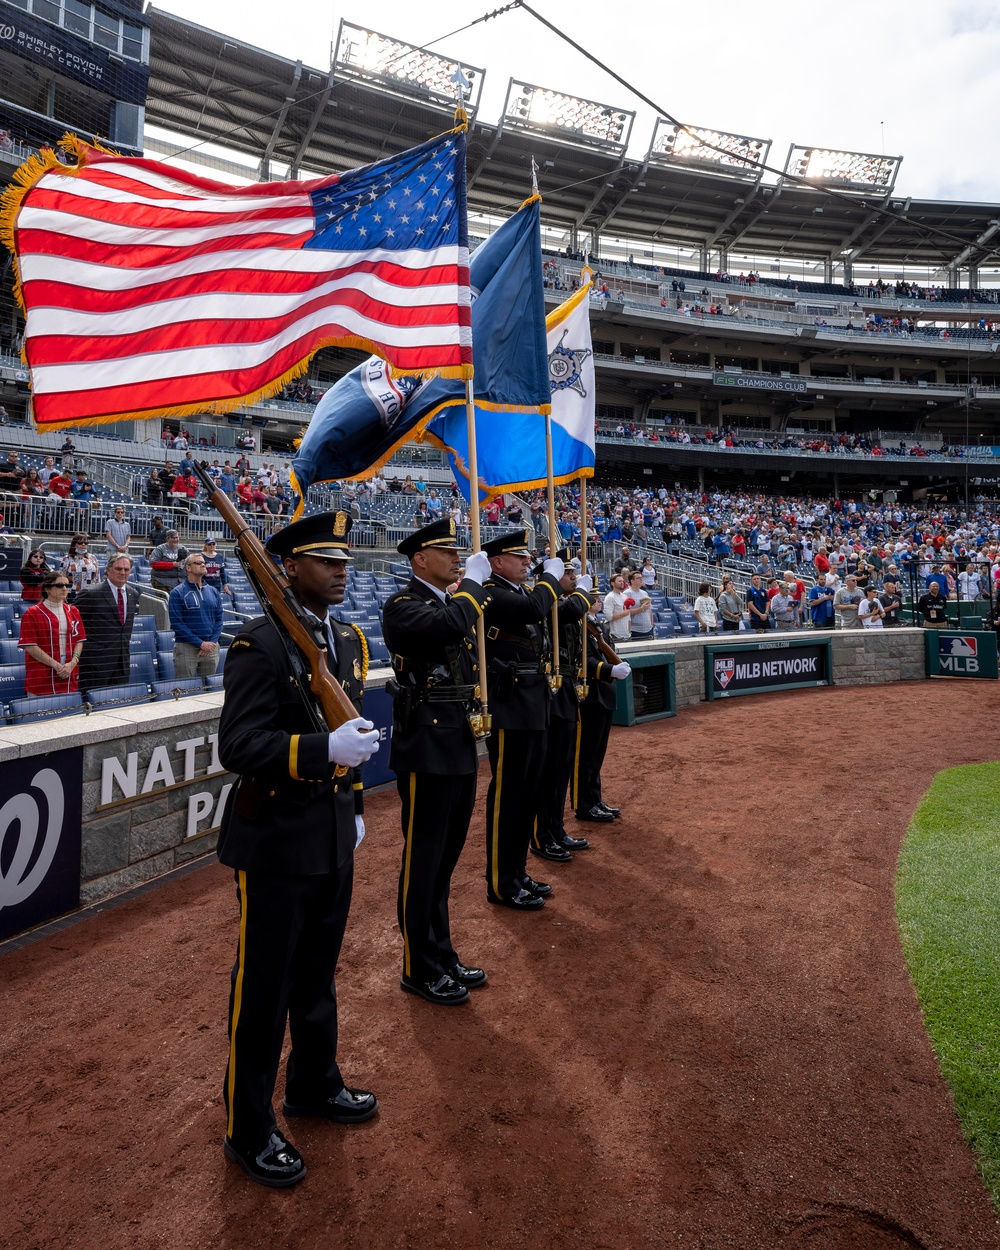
[925,630,999,680]
[704,636,833,700]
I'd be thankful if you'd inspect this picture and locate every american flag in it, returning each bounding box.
[7,131,472,427]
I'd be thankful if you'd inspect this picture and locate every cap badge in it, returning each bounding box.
[333,512,348,538]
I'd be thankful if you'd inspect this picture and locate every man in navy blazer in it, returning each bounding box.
[75,553,140,693]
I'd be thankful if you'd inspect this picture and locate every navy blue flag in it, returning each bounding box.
[291,196,549,502]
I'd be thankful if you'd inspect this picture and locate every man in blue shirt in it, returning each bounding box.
[746,574,770,632]
[808,576,836,629]
[169,552,224,678]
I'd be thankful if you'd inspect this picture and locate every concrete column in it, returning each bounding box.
[698,467,705,493]
[824,257,833,283]
[833,473,840,500]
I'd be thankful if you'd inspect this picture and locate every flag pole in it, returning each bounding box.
[465,378,492,736]
[577,470,589,697]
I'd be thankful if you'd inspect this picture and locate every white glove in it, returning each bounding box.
[463,550,492,585]
[612,662,631,680]
[355,815,366,848]
[328,717,380,767]
[576,574,593,593]
[543,557,565,579]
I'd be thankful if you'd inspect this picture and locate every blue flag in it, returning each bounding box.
[426,281,596,502]
[291,197,549,501]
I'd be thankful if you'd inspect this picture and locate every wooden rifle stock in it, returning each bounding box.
[584,615,622,666]
[192,464,359,731]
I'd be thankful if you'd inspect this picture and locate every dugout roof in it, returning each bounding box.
[145,8,1000,274]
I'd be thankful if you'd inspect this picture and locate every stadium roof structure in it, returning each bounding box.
[144,8,999,276]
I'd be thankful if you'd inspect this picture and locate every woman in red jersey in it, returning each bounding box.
[18,569,87,695]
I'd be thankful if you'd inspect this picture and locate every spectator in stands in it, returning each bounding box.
[18,569,85,696]
[626,569,654,639]
[170,468,198,512]
[746,574,769,632]
[19,548,49,603]
[149,529,189,593]
[755,553,774,578]
[717,576,741,633]
[59,436,76,457]
[858,585,885,629]
[219,462,236,498]
[834,575,863,628]
[20,467,45,497]
[157,462,176,495]
[412,500,431,528]
[105,505,132,556]
[47,468,72,500]
[782,570,806,627]
[38,456,58,486]
[169,553,223,679]
[641,556,657,590]
[200,537,230,597]
[879,578,902,626]
[918,581,948,628]
[613,546,634,575]
[693,583,719,634]
[61,533,100,599]
[75,554,139,693]
[808,576,836,629]
[770,583,796,631]
[957,563,983,600]
[603,574,633,643]
[0,450,26,492]
[145,468,164,507]
[401,475,418,496]
[70,470,99,506]
[236,476,253,509]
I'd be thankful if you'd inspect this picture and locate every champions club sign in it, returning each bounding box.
[704,636,833,699]
[0,748,82,942]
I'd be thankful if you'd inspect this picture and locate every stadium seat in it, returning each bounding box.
[85,682,153,710]
[205,673,225,690]
[0,662,25,707]
[152,678,204,700]
[9,693,84,724]
[0,639,21,665]
[129,653,156,685]
[157,651,175,680]
[156,630,175,651]
[216,647,228,674]
[367,639,391,664]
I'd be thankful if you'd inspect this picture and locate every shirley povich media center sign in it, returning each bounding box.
[704,635,833,700]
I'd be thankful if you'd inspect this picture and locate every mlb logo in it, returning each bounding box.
[715,657,734,689]
[940,636,977,658]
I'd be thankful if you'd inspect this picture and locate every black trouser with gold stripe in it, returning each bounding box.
[396,770,477,983]
[534,714,576,847]
[485,727,546,901]
[573,704,613,813]
[224,865,352,1154]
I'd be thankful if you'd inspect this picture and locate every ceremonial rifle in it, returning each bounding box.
[192,464,362,771]
[584,614,623,667]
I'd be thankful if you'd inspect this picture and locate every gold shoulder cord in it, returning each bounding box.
[348,623,370,683]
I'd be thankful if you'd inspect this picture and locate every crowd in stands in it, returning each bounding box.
[595,423,982,460]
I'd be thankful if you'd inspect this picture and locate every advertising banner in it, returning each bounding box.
[924,630,999,679]
[704,636,832,700]
[0,747,83,941]
[713,373,808,395]
[0,6,149,103]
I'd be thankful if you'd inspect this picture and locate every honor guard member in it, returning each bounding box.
[216,511,381,1188]
[573,593,631,823]
[481,530,566,909]
[382,518,493,1005]
[532,558,595,861]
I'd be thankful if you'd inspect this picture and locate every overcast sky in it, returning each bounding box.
[156,0,1000,205]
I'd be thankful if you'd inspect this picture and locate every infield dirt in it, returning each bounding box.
[4,680,1000,1250]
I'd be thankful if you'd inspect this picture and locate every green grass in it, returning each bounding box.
[897,761,1000,1206]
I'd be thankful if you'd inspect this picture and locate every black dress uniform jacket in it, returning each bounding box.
[217,615,365,875]
[482,570,563,729]
[547,589,593,721]
[381,575,490,775]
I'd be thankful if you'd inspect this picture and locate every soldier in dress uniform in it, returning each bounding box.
[381,517,493,1005]
[216,511,381,1188]
[481,530,566,909]
[532,556,596,860]
[572,591,631,823]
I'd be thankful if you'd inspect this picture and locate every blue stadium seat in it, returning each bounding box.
[216,647,228,674]
[0,662,25,706]
[129,652,156,684]
[85,682,152,710]
[335,610,370,624]
[157,651,175,680]
[152,678,204,700]
[9,693,84,724]
[0,639,20,665]
[205,673,225,691]
[156,630,175,651]
[367,639,391,664]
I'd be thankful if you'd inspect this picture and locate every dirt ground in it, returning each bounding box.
[4,680,1000,1250]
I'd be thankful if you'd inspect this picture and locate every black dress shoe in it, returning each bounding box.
[283,1085,379,1123]
[224,1131,306,1188]
[487,887,545,910]
[530,841,573,862]
[450,962,488,988]
[576,805,614,823]
[521,875,552,897]
[556,832,590,850]
[598,802,621,818]
[400,973,470,1004]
